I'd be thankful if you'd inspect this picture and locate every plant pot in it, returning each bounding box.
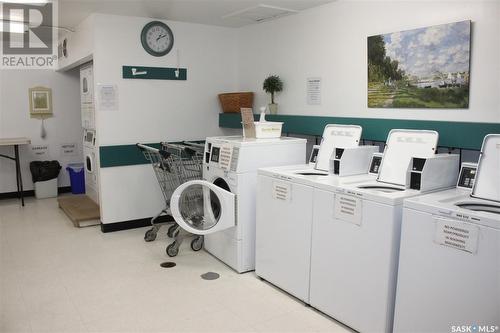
[268,103,278,115]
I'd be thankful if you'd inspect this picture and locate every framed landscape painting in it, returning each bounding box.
[368,20,471,108]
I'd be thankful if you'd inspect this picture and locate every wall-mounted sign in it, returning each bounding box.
[31,145,49,159]
[98,84,118,112]
[60,143,78,157]
[307,77,321,105]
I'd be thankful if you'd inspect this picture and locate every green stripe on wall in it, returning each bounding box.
[99,116,500,168]
[219,113,500,151]
[100,141,205,168]
[100,143,161,168]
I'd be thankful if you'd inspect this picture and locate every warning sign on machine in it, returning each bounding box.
[434,217,479,254]
[334,194,362,226]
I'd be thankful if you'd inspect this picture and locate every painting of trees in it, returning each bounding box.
[368,21,471,108]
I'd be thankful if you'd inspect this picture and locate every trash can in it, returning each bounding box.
[66,163,85,194]
[29,161,62,199]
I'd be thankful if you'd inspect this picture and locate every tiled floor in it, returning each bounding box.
[0,197,351,333]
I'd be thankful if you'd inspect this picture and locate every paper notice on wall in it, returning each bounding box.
[98,84,118,111]
[30,145,49,160]
[60,143,78,157]
[434,217,479,254]
[273,182,291,202]
[334,194,362,226]
[307,77,321,105]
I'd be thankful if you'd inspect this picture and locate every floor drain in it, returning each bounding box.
[160,262,176,268]
[201,272,220,280]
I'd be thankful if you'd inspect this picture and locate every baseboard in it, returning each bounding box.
[0,186,72,200]
[100,214,175,233]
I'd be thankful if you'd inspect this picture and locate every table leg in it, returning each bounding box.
[14,145,24,207]
[15,151,20,197]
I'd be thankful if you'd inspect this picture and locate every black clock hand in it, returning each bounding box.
[156,34,166,42]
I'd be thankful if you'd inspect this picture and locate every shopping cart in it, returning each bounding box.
[137,141,205,257]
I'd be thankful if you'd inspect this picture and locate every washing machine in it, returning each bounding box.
[393,134,500,333]
[170,136,306,273]
[83,129,99,204]
[255,124,379,303]
[309,129,460,333]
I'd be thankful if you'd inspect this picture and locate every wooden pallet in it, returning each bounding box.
[58,195,100,228]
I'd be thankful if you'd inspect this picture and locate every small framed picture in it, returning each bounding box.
[29,87,52,116]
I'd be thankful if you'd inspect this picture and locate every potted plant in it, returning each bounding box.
[263,75,283,115]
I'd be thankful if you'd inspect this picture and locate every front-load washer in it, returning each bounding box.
[393,134,500,333]
[255,124,379,303]
[170,136,306,273]
[309,129,460,333]
[83,129,99,204]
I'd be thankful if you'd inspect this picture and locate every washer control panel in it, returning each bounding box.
[457,162,478,189]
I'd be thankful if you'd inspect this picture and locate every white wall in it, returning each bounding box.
[89,14,239,223]
[58,15,95,71]
[0,69,83,194]
[238,0,500,122]
[92,14,238,145]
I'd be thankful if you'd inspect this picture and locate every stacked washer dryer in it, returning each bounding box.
[309,130,460,333]
[170,136,306,273]
[80,63,99,204]
[255,125,381,303]
[393,134,500,333]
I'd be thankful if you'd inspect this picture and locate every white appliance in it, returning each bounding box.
[170,136,306,273]
[83,129,99,203]
[80,63,99,204]
[80,64,95,130]
[309,130,460,333]
[255,125,379,303]
[393,134,500,333]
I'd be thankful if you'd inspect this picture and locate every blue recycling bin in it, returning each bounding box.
[66,163,85,194]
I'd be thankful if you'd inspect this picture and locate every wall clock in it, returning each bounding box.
[141,21,174,57]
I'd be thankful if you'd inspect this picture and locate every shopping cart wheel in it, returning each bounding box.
[191,236,204,251]
[144,229,157,242]
[167,225,179,238]
[166,243,179,257]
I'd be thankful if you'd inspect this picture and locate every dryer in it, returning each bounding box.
[255,124,379,303]
[170,136,306,273]
[80,64,95,130]
[83,128,99,203]
[80,63,99,205]
[393,134,500,333]
[309,129,459,333]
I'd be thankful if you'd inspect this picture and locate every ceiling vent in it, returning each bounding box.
[222,4,299,24]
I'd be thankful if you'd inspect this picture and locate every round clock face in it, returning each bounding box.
[141,21,174,57]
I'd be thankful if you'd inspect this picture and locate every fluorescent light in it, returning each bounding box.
[0,20,26,33]
[0,1,48,3]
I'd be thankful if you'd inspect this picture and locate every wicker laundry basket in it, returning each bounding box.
[218,92,254,113]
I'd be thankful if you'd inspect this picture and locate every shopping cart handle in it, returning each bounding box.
[137,143,161,154]
[159,150,171,159]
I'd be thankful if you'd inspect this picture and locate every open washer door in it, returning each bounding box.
[171,180,236,235]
